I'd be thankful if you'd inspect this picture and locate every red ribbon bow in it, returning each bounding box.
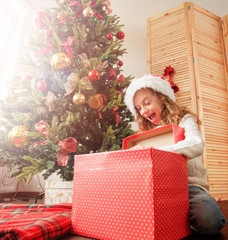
[163,65,179,93]
[97,95,108,119]
[57,137,77,166]
[33,120,77,166]
[34,44,54,57]
[62,36,75,59]
[69,1,83,18]
[111,105,120,125]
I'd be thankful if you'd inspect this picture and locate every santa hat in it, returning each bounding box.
[124,74,176,116]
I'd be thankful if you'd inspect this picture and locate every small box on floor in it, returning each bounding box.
[71,148,191,240]
[122,124,185,149]
[45,181,73,204]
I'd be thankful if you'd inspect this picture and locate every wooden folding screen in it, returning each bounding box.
[147,2,228,200]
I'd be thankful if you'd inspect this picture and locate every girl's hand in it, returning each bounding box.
[130,144,145,149]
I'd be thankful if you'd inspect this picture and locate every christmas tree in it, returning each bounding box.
[0,0,134,183]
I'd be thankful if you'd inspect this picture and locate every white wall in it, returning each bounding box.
[14,0,228,191]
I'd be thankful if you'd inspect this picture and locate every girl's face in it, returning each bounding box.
[133,88,163,125]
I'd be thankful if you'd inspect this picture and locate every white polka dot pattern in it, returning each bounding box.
[71,148,191,240]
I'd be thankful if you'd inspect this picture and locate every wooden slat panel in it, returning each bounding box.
[190,2,228,200]
[148,2,228,200]
[223,15,228,91]
[147,2,197,114]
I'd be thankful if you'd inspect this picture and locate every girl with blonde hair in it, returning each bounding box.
[124,74,227,235]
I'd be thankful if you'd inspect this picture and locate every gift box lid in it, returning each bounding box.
[122,124,185,149]
[45,181,73,189]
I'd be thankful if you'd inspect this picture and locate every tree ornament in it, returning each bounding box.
[70,1,83,17]
[73,92,86,105]
[107,68,117,80]
[118,74,125,83]
[36,81,48,92]
[61,36,75,59]
[97,14,103,21]
[83,7,94,18]
[51,52,72,70]
[88,69,100,82]
[8,126,30,148]
[106,33,113,41]
[45,29,53,38]
[117,60,123,67]
[34,12,51,29]
[57,11,67,23]
[163,65,179,93]
[88,94,105,109]
[116,31,125,40]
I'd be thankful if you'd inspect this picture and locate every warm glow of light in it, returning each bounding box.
[0,2,30,99]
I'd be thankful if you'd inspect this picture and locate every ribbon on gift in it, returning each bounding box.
[34,120,77,166]
[62,36,75,59]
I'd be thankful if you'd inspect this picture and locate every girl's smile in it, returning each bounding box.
[133,88,163,125]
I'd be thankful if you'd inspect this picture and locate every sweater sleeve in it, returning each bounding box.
[157,114,205,159]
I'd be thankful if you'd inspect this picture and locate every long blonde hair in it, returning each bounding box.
[135,88,198,132]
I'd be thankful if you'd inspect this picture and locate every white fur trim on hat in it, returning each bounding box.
[124,74,176,116]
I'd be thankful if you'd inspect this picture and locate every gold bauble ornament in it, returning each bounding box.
[88,94,104,109]
[51,52,72,70]
[82,8,94,18]
[73,92,86,105]
[8,126,30,148]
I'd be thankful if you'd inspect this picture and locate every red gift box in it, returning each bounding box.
[72,148,191,240]
[122,124,185,150]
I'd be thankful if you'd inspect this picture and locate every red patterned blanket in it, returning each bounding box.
[0,203,72,240]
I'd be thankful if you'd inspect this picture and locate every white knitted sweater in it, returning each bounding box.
[158,114,210,192]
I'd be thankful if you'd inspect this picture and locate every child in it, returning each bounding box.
[124,74,227,235]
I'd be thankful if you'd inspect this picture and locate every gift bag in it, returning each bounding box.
[72,148,191,240]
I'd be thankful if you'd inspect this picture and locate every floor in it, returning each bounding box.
[0,195,44,205]
[3,197,228,240]
[60,201,228,240]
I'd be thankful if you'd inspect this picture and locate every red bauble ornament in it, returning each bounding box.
[97,14,103,21]
[116,31,125,40]
[36,81,48,92]
[88,70,100,82]
[106,33,113,41]
[117,60,123,67]
[107,68,117,81]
